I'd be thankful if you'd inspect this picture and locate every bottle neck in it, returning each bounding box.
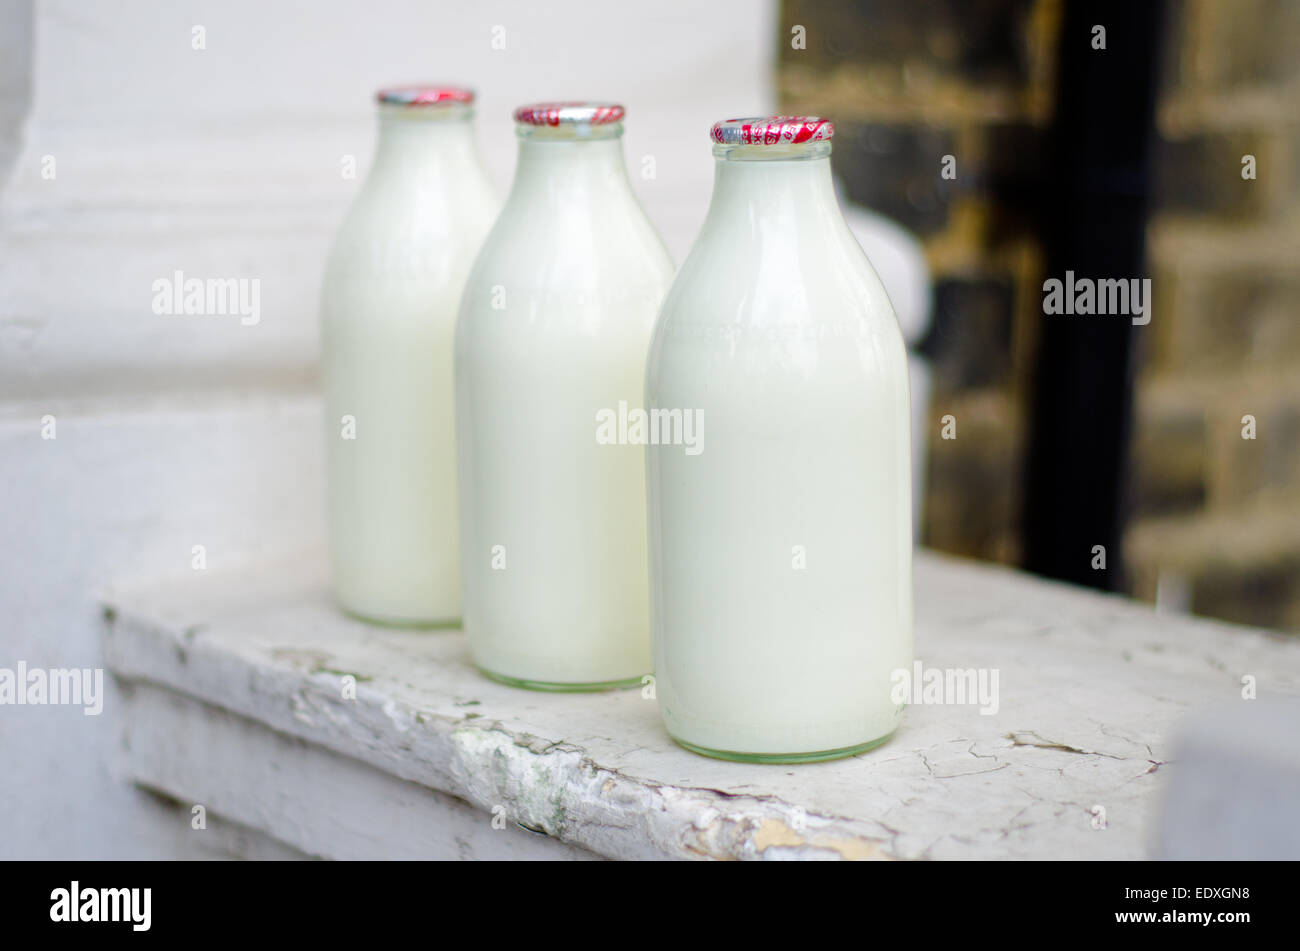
[704,143,843,236]
[369,104,482,182]
[506,124,634,207]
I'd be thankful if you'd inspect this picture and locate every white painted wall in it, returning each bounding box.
[1,0,936,859]
[0,0,777,858]
[1,0,778,401]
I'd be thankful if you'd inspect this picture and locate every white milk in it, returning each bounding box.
[645,118,913,761]
[321,88,498,626]
[455,103,674,688]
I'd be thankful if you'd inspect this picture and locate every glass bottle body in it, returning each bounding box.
[455,121,674,687]
[646,141,913,760]
[321,103,498,626]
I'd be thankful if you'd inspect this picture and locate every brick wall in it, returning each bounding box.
[779,0,1300,632]
[1129,0,1300,631]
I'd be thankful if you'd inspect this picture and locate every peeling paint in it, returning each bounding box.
[102,550,1300,861]
[752,818,804,851]
[1005,731,1123,759]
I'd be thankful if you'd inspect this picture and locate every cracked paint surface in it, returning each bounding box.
[101,552,1300,860]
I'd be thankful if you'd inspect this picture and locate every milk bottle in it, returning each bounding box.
[322,86,498,626]
[455,102,673,688]
[645,117,913,761]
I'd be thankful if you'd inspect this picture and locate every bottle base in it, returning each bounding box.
[476,666,646,693]
[667,729,897,764]
[337,602,461,631]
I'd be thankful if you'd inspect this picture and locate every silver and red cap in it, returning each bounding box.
[376,85,475,106]
[710,116,834,145]
[513,102,626,126]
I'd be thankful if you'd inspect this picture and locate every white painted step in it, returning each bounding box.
[101,551,1300,859]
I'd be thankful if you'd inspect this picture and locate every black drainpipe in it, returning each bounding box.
[1021,0,1167,592]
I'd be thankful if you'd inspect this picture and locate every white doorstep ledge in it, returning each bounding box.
[101,552,1300,860]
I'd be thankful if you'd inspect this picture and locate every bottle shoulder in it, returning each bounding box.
[467,191,673,287]
[323,171,498,287]
[659,223,900,331]
[336,173,497,240]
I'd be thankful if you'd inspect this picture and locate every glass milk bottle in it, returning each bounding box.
[455,102,673,689]
[321,86,498,626]
[645,117,913,762]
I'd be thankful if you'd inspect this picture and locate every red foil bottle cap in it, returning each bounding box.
[376,86,475,106]
[710,116,834,145]
[513,102,626,126]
